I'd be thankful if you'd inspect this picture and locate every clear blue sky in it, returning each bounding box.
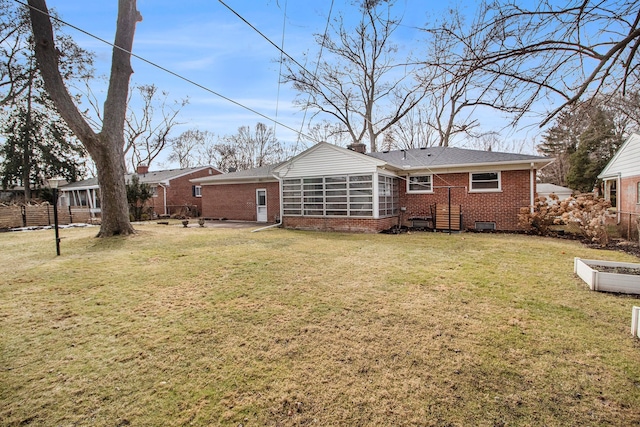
[45,0,540,168]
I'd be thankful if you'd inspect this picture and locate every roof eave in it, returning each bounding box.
[397,158,554,172]
[193,175,278,185]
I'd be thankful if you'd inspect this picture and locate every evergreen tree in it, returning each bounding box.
[0,85,87,196]
[566,108,622,192]
[0,2,92,199]
[126,174,153,221]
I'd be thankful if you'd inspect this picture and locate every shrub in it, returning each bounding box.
[520,192,613,244]
[518,193,564,235]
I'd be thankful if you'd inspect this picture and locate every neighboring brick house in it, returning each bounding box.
[598,132,640,240]
[59,165,221,218]
[193,142,553,232]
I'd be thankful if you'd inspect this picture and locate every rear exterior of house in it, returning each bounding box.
[194,142,552,233]
[598,132,640,240]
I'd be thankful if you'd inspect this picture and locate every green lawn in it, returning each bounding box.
[1,223,640,426]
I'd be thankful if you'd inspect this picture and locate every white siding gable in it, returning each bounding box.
[276,142,385,178]
[599,133,640,179]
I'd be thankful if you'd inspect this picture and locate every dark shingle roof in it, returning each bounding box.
[367,146,549,169]
[191,163,285,183]
[61,166,216,189]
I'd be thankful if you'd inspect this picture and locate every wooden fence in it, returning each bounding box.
[0,205,93,229]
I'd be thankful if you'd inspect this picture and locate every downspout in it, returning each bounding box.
[252,174,283,233]
[617,172,621,224]
[158,183,168,216]
[530,163,535,214]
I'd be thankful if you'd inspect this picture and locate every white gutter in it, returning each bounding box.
[158,183,168,216]
[530,164,535,214]
[616,172,621,224]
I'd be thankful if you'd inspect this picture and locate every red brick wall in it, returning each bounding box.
[202,181,280,222]
[202,169,533,231]
[284,216,397,233]
[149,188,166,216]
[617,175,640,240]
[166,168,220,216]
[400,170,533,231]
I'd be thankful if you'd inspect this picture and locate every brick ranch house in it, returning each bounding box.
[193,142,553,233]
[598,132,640,240]
[59,165,221,218]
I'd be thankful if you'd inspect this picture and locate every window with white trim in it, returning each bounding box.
[470,172,501,192]
[407,174,433,193]
[193,185,202,197]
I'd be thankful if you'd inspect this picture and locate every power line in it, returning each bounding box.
[14,0,318,143]
[295,0,335,154]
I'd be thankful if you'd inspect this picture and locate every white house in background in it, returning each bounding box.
[598,132,640,238]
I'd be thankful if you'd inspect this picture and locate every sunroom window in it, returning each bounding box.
[283,174,374,217]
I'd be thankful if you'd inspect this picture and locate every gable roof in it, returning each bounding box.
[367,146,552,171]
[273,142,386,174]
[61,166,218,190]
[598,132,640,179]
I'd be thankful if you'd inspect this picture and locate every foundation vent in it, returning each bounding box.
[475,221,496,231]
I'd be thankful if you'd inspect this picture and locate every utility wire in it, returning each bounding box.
[295,0,335,154]
[15,0,318,143]
[273,0,288,139]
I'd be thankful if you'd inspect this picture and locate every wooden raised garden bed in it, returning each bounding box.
[574,257,640,295]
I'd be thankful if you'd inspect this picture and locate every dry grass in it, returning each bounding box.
[1,223,640,426]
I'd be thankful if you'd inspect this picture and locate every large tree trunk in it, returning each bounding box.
[28,0,139,236]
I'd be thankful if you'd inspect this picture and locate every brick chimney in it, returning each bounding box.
[347,142,366,154]
[137,164,149,175]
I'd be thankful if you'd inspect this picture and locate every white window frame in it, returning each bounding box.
[282,174,374,217]
[407,174,433,193]
[469,171,501,193]
[194,185,202,198]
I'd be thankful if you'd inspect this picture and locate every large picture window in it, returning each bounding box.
[470,172,501,192]
[283,174,378,217]
[407,175,432,193]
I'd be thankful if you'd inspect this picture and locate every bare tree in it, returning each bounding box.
[1,0,32,106]
[390,105,438,149]
[28,0,141,237]
[418,7,533,146]
[167,129,215,169]
[283,0,427,152]
[222,123,284,169]
[124,84,187,171]
[206,123,285,172]
[303,120,351,148]
[431,0,640,127]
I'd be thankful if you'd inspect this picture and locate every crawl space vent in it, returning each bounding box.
[475,221,496,231]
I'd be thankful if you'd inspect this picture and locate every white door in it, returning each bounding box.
[256,189,267,222]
